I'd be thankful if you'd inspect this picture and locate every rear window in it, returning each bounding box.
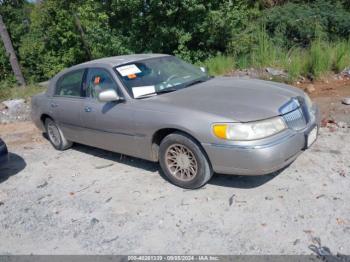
[55,69,84,97]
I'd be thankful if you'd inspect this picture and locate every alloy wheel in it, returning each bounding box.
[165,144,198,181]
[47,122,61,147]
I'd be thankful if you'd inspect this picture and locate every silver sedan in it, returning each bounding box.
[31,54,320,189]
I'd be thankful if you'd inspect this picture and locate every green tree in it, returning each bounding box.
[107,0,253,62]
[19,0,129,81]
[0,14,26,85]
[0,0,30,83]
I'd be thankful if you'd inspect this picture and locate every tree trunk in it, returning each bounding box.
[0,14,26,86]
[73,13,92,60]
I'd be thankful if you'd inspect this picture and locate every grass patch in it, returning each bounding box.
[308,40,333,78]
[200,55,235,76]
[0,83,46,102]
[250,25,281,68]
[203,39,350,82]
[284,48,309,82]
[332,40,350,73]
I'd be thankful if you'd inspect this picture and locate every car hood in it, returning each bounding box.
[149,77,305,122]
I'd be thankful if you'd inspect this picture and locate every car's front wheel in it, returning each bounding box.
[159,132,213,189]
[45,118,72,150]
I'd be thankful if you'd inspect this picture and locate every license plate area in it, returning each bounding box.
[305,126,318,149]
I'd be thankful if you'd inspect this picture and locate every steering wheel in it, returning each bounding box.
[166,74,179,82]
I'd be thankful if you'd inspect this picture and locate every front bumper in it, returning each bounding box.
[0,142,9,166]
[202,106,320,175]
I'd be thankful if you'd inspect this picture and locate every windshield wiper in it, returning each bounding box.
[136,88,177,99]
[135,77,209,99]
[182,78,208,88]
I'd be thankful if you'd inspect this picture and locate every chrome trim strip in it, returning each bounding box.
[61,122,146,138]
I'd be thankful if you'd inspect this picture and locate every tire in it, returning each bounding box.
[159,132,213,189]
[45,118,72,150]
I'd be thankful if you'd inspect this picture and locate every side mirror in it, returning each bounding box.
[199,66,207,73]
[98,89,123,102]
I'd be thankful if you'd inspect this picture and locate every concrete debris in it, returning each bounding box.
[265,67,287,77]
[321,118,330,127]
[306,84,316,94]
[0,99,31,123]
[341,68,350,77]
[337,121,348,128]
[2,99,25,111]
[321,118,348,130]
[342,97,350,105]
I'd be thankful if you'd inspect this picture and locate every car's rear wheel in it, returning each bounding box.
[45,118,72,150]
[159,132,213,189]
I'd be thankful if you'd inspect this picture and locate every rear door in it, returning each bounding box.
[50,69,86,143]
[80,67,138,156]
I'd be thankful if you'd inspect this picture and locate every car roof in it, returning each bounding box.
[47,54,171,97]
[78,53,170,68]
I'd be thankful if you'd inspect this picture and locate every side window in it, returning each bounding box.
[55,70,84,97]
[85,68,118,99]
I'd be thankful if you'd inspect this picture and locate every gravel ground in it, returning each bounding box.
[0,121,349,255]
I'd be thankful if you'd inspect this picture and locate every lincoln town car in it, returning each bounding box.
[31,54,320,189]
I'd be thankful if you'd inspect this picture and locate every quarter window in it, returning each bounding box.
[55,70,84,97]
[85,68,118,98]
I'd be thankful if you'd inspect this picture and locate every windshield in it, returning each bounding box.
[114,56,208,98]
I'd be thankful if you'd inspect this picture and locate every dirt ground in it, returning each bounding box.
[0,81,349,255]
[299,77,350,125]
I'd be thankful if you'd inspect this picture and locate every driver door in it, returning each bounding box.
[80,67,137,156]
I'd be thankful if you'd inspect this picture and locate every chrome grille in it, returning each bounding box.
[280,97,308,131]
[283,108,307,130]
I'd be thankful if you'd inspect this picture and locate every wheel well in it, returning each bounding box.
[40,114,53,125]
[151,128,205,161]
[152,128,179,147]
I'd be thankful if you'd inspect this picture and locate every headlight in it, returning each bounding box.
[213,117,287,141]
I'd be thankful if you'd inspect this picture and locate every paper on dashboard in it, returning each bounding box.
[116,64,141,76]
[132,86,156,98]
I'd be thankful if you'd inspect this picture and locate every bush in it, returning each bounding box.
[263,0,350,48]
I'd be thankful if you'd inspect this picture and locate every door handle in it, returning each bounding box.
[50,103,58,108]
[84,107,92,112]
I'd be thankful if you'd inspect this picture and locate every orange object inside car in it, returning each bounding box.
[94,76,101,84]
[127,74,137,79]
